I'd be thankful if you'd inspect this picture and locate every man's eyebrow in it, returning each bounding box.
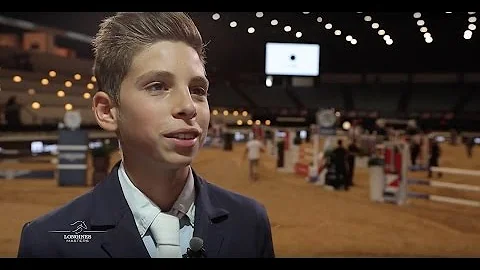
[190,76,209,88]
[135,70,174,86]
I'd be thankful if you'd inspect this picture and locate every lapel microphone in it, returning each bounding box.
[183,237,207,258]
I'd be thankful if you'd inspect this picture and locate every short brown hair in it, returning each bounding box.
[92,12,206,104]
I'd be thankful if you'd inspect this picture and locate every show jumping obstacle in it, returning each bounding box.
[378,142,480,208]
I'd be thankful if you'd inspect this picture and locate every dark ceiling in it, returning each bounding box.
[1,12,479,76]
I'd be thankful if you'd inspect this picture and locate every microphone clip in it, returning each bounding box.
[182,247,207,258]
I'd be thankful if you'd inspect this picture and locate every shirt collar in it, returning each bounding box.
[168,167,195,222]
[117,162,196,237]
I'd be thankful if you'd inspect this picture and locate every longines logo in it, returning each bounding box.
[49,220,106,243]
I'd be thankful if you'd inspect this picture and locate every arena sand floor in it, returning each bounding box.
[0,142,479,257]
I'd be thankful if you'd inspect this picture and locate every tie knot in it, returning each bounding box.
[150,213,181,258]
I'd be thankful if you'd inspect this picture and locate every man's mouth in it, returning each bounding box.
[164,128,200,140]
[165,133,198,140]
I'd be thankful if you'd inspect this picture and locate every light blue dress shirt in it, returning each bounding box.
[117,162,195,257]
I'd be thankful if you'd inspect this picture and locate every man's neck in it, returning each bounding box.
[121,155,190,212]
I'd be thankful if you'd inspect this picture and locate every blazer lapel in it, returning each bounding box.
[89,162,150,258]
[192,171,230,258]
[97,211,150,258]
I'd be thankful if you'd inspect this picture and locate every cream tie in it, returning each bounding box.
[150,212,182,258]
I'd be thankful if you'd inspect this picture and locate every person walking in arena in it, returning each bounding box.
[427,139,442,178]
[347,139,360,187]
[331,139,349,190]
[244,133,265,181]
[17,12,274,258]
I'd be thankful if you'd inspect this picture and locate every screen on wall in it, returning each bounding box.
[265,42,320,76]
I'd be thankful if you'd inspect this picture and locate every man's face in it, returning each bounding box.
[115,41,210,168]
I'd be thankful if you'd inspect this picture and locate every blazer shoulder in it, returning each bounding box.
[29,188,95,228]
[17,189,95,257]
[200,176,269,217]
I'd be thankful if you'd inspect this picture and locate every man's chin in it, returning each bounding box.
[165,153,195,168]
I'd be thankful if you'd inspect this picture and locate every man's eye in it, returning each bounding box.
[191,87,207,96]
[145,82,168,92]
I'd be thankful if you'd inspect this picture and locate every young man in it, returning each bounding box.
[244,133,265,181]
[17,12,274,258]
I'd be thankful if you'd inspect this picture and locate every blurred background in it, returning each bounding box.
[0,12,479,257]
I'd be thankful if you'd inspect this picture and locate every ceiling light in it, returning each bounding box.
[464,30,473,39]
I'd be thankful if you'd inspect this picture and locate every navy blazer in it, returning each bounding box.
[17,163,275,258]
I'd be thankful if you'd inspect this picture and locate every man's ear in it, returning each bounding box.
[92,91,118,132]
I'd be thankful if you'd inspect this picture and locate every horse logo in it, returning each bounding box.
[70,221,87,234]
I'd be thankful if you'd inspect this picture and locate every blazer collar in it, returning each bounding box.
[89,162,230,258]
[191,170,229,257]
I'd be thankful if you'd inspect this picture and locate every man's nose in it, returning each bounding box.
[171,89,197,120]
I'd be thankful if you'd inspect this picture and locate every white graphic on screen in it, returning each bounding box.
[265,42,320,76]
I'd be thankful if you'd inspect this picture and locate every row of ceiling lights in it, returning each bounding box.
[30,101,74,111]
[212,109,249,117]
[464,12,477,40]
[210,109,271,126]
[11,72,96,90]
[357,12,393,45]
[303,12,358,45]
[18,87,92,100]
[413,12,477,41]
[413,12,433,43]
[236,119,270,126]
